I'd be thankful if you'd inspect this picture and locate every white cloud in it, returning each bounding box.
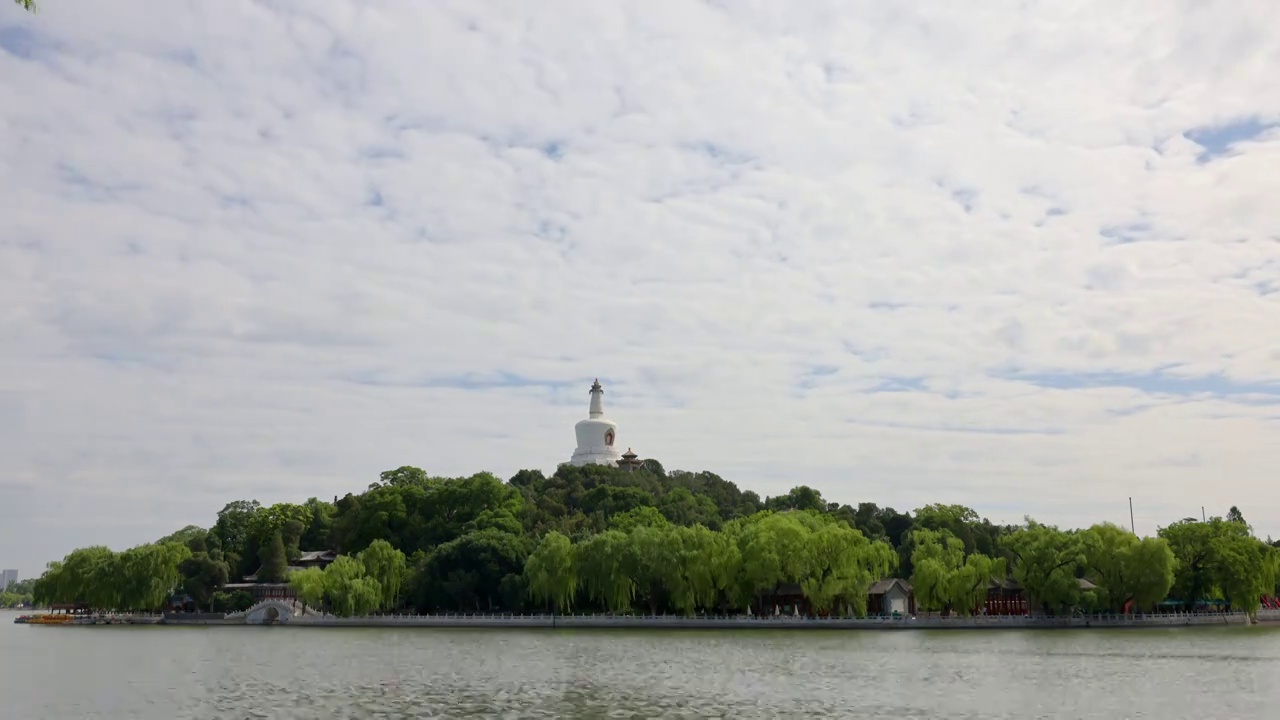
[2,0,1280,574]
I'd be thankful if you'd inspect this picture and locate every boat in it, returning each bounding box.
[13,614,75,625]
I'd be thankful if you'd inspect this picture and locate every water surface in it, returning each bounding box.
[2,610,1278,718]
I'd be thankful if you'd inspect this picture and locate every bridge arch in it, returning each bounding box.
[243,599,295,625]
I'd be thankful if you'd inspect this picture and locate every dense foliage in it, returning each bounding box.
[26,462,1280,617]
[1,578,35,608]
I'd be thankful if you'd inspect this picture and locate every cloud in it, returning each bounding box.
[3,0,1280,573]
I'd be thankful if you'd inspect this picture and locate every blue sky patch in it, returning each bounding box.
[1185,117,1278,162]
[1008,370,1280,402]
[0,25,38,60]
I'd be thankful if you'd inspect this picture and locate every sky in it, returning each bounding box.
[2,0,1280,577]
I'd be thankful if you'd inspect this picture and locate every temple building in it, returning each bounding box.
[617,448,643,472]
[568,379,624,467]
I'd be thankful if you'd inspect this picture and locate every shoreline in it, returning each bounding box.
[19,608,1280,630]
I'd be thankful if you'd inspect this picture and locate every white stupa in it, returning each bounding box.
[568,379,623,467]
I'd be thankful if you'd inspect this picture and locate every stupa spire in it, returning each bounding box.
[588,378,604,419]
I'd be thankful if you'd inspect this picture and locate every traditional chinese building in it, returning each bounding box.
[868,578,916,616]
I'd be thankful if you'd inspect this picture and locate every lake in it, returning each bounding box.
[3,610,1278,718]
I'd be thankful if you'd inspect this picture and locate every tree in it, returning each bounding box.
[299,497,336,550]
[414,529,528,612]
[1158,517,1276,612]
[1003,521,1090,616]
[662,525,720,615]
[179,553,230,611]
[575,530,638,613]
[23,458,1280,621]
[524,531,577,613]
[609,506,670,532]
[657,488,720,528]
[257,531,288,584]
[1226,506,1248,528]
[908,528,1003,616]
[359,540,407,610]
[764,486,827,513]
[909,529,966,613]
[1082,523,1175,614]
[802,522,896,617]
[156,525,208,547]
[213,500,261,575]
[289,567,328,615]
[15,0,36,13]
[323,555,379,617]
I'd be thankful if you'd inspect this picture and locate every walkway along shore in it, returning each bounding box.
[22,606,1280,629]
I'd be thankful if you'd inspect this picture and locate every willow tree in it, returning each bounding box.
[949,553,1006,616]
[909,528,1002,616]
[347,576,384,617]
[524,531,577,613]
[803,522,896,617]
[1083,523,1175,613]
[118,542,191,611]
[1003,521,1091,616]
[323,555,380,617]
[628,524,675,614]
[1159,517,1275,612]
[1214,535,1279,615]
[574,530,636,612]
[663,524,721,615]
[909,529,966,613]
[359,540,408,610]
[289,567,327,615]
[737,512,813,599]
[709,522,750,612]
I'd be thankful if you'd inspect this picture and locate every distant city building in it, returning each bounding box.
[0,569,17,592]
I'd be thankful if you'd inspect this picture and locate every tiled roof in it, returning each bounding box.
[868,578,913,595]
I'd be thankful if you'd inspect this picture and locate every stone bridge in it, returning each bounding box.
[241,599,296,625]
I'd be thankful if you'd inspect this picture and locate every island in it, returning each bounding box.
[18,380,1280,628]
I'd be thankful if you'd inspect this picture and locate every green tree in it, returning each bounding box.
[323,555,377,617]
[909,528,966,613]
[803,522,896,617]
[609,506,670,532]
[359,540,407,610]
[575,530,638,612]
[15,0,36,12]
[951,553,1006,616]
[1082,523,1175,613]
[737,512,813,602]
[413,529,528,612]
[156,525,208,547]
[299,497,336,550]
[289,567,328,615]
[658,488,720,529]
[1003,521,1090,616]
[764,486,827,513]
[178,553,230,611]
[212,499,261,575]
[907,528,1003,616]
[524,531,577,613]
[1158,517,1275,611]
[257,531,288,584]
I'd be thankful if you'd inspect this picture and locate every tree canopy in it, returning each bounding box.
[25,461,1280,618]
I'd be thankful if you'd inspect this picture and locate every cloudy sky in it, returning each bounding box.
[2,0,1279,576]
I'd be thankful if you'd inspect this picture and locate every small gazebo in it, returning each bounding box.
[616,448,643,472]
